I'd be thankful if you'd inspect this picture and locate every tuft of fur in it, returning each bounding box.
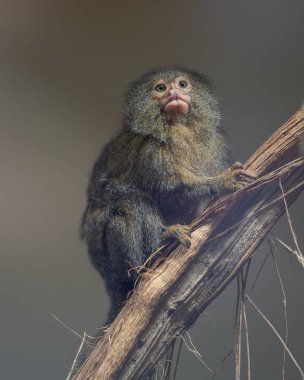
[81,66,233,324]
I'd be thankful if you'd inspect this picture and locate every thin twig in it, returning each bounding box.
[212,350,234,380]
[250,250,271,293]
[279,178,303,258]
[67,332,87,380]
[235,274,241,329]
[274,237,304,268]
[235,273,243,380]
[242,304,251,380]
[241,262,251,380]
[172,335,184,380]
[162,340,175,380]
[246,296,304,380]
[269,239,288,380]
[242,259,251,293]
[235,263,251,380]
[51,313,90,343]
[178,331,214,374]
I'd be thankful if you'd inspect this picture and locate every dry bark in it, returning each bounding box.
[73,106,304,380]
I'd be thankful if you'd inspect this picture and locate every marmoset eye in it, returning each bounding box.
[178,80,188,89]
[154,83,166,92]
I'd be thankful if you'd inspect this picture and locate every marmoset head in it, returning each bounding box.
[123,67,220,139]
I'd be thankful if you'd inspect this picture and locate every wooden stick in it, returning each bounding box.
[73,106,304,380]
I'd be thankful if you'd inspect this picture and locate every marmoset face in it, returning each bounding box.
[123,67,219,138]
[151,75,192,116]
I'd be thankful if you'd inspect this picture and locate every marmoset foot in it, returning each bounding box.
[222,161,257,192]
[162,224,192,248]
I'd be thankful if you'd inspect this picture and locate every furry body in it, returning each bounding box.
[81,67,234,323]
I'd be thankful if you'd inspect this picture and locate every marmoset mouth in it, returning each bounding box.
[163,92,190,115]
[164,99,189,115]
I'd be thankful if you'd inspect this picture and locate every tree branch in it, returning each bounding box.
[73,106,304,380]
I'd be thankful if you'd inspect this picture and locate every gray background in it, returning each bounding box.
[0,1,303,379]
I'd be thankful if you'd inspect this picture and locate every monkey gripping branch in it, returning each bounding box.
[73,106,304,380]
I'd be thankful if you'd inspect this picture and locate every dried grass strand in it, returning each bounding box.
[212,350,234,380]
[235,274,243,380]
[51,313,90,344]
[172,335,184,380]
[67,332,87,380]
[279,178,304,266]
[246,296,304,380]
[179,331,214,374]
[242,304,251,380]
[269,239,288,380]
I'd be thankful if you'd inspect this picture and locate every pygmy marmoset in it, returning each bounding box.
[80,67,255,324]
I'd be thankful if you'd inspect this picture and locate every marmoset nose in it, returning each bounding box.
[169,88,179,98]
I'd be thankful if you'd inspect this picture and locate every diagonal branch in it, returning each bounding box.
[73,106,304,380]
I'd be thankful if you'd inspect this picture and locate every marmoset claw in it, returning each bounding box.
[225,162,257,191]
[231,161,243,170]
[162,224,192,248]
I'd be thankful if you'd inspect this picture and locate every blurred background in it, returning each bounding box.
[0,1,303,379]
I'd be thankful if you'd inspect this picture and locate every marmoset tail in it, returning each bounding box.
[80,66,255,324]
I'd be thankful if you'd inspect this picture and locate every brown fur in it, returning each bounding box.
[80,66,254,325]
